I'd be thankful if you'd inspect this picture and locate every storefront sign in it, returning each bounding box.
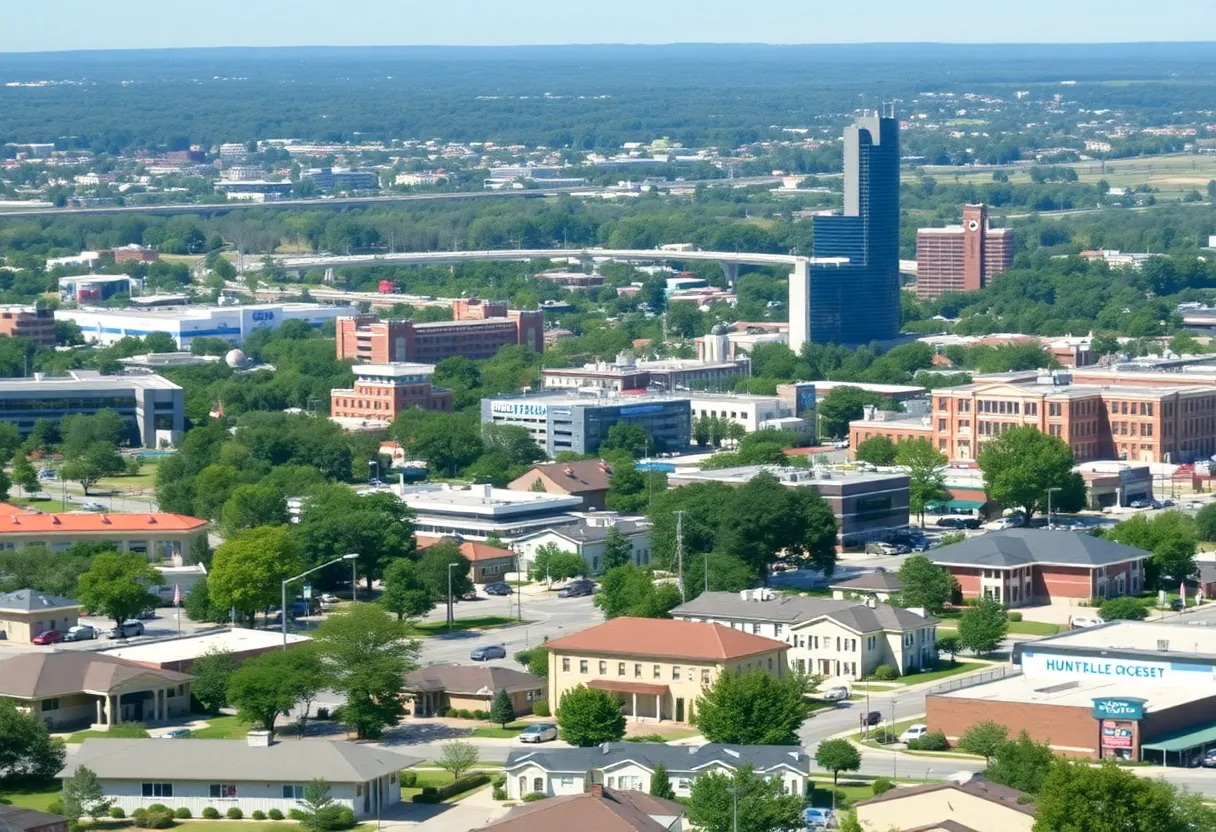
[1023,651,1210,684]
[1093,698,1147,720]
[619,404,666,416]
[491,402,548,417]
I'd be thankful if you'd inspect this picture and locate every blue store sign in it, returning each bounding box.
[1092,697,1147,720]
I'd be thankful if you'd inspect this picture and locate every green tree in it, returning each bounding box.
[416,540,473,601]
[297,779,335,832]
[985,731,1054,794]
[681,552,755,600]
[1107,511,1197,588]
[514,646,549,679]
[1099,595,1148,621]
[490,687,516,728]
[189,649,235,714]
[789,487,841,575]
[606,462,666,514]
[958,721,1009,763]
[0,699,65,785]
[11,453,38,496]
[529,543,587,585]
[935,634,962,664]
[594,564,682,619]
[294,486,416,589]
[818,386,890,439]
[814,739,862,788]
[437,740,480,781]
[556,685,626,747]
[855,435,897,466]
[715,472,807,578]
[1196,503,1216,542]
[957,597,1009,656]
[379,558,434,621]
[208,526,302,628]
[896,439,950,526]
[896,555,954,614]
[977,427,1078,521]
[61,765,111,821]
[220,485,288,537]
[227,647,324,740]
[1033,760,1216,832]
[599,423,653,457]
[602,527,634,571]
[694,670,808,746]
[314,604,419,739]
[687,765,803,832]
[75,551,162,628]
[649,761,675,800]
[61,441,126,495]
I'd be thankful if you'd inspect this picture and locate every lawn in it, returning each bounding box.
[471,721,529,738]
[188,715,251,739]
[807,783,875,809]
[879,661,986,686]
[407,616,524,636]
[97,460,161,493]
[1007,620,1062,636]
[67,728,150,743]
[0,782,60,812]
[401,767,498,802]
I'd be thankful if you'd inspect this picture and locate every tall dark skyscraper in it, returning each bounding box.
[798,108,901,346]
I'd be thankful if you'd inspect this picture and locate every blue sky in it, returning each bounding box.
[3,0,1214,52]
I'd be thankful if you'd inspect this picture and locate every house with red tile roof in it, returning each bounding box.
[417,535,516,583]
[0,503,207,563]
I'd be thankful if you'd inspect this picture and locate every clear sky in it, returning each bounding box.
[3,0,1214,52]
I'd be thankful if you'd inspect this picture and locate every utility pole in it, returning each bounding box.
[674,510,686,601]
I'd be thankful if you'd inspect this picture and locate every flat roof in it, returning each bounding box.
[670,464,908,488]
[0,371,180,392]
[381,483,584,518]
[58,303,344,321]
[934,671,1216,712]
[811,380,925,396]
[1022,620,1216,661]
[486,392,691,408]
[353,363,437,377]
[102,628,309,664]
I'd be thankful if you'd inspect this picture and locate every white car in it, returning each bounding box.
[1070,616,1104,630]
[899,723,929,743]
[319,593,340,606]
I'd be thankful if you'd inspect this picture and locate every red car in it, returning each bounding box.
[31,630,62,645]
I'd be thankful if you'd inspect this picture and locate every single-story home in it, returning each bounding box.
[60,735,421,819]
[417,536,517,584]
[504,742,808,801]
[507,460,615,511]
[852,774,1034,832]
[477,785,684,832]
[0,806,67,832]
[403,664,544,717]
[0,589,80,644]
[512,517,651,576]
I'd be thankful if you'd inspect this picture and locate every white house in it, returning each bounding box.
[60,735,420,819]
[512,515,650,576]
[503,743,808,801]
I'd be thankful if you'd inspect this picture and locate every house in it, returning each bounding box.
[852,775,1034,832]
[0,504,208,563]
[417,536,517,584]
[101,628,311,673]
[544,618,789,724]
[508,460,615,510]
[504,742,809,801]
[0,807,67,832]
[479,785,684,832]
[0,652,192,730]
[671,590,938,681]
[61,735,419,819]
[927,529,1151,607]
[403,664,545,717]
[0,589,80,644]
[512,516,651,576]
[830,571,903,603]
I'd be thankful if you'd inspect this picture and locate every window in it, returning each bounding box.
[634,663,642,678]
[673,665,681,681]
[142,784,173,798]
[678,779,692,791]
[282,784,307,800]
[701,669,711,685]
[209,785,237,799]
[752,623,761,634]
[774,623,784,637]
[40,698,59,712]
[618,662,626,676]
[533,778,544,793]
[599,661,607,674]
[559,777,574,787]
[653,664,661,679]
[562,658,570,673]
[579,660,588,674]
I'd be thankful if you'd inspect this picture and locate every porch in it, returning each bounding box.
[588,679,671,723]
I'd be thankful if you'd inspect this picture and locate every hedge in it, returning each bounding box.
[412,774,492,803]
[531,700,550,717]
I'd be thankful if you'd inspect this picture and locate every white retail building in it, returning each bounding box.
[56,303,349,348]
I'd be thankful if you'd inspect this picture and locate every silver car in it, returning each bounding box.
[519,723,558,743]
[64,625,97,641]
[820,686,850,702]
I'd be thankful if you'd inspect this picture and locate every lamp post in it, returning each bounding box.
[368,459,379,484]
[1046,486,1061,528]
[447,562,459,631]
[350,554,359,603]
[281,553,358,649]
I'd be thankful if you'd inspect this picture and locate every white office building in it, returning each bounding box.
[56,304,349,348]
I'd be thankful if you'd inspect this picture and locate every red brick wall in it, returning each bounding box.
[950,567,981,598]
[1037,566,1094,601]
[926,695,1099,757]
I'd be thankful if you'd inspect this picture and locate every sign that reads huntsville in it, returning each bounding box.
[1093,698,1147,721]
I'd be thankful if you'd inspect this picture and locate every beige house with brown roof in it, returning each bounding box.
[0,652,192,730]
[478,785,684,832]
[853,776,1035,832]
[0,589,80,644]
[403,664,544,717]
[544,618,789,724]
[508,460,614,510]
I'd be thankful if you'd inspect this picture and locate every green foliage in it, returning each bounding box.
[219,485,288,537]
[267,810,283,821]
[896,555,954,614]
[227,646,326,739]
[1098,595,1149,621]
[529,543,588,583]
[694,669,808,746]
[681,552,755,601]
[1033,760,1216,831]
[188,649,235,714]
[294,485,417,587]
[61,442,126,495]
[531,700,550,717]
[556,685,626,747]
[687,764,804,832]
[957,598,1009,655]
[871,778,894,796]
[490,688,516,728]
[207,525,302,627]
[593,563,682,619]
[895,439,949,524]
[814,739,862,786]
[515,645,550,679]
[201,808,220,820]
[416,540,473,600]
[599,423,654,457]
[379,558,434,621]
[61,765,111,821]
[648,762,676,799]
[819,387,892,439]
[985,731,1055,794]
[872,664,900,681]
[173,809,190,819]
[601,527,635,571]
[226,808,243,820]
[0,541,110,597]
[958,721,1009,762]
[1106,511,1197,587]
[1196,504,1216,542]
[251,811,266,821]
[75,551,162,627]
[855,435,897,466]
[110,808,126,819]
[977,427,1080,520]
[606,461,666,514]
[436,740,480,781]
[908,731,949,751]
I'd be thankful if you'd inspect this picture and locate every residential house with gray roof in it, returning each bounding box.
[671,589,938,681]
[512,515,651,575]
[504,742,808,801]
[830,570,903,603]
[0,589,80,645]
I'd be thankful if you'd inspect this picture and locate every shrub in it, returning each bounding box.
[251,811,266,821]
[871,777,895,795]
[132,808,175,829]
[625,733,667,743]
[457,708,472,719]
[202,808,221,820]
[288,809,308,821]
[226,808,243,820]
[522,792,546,803]
[131,810,147,826]
[873,664,900,681]
[492,774,506,788]
[316,706,330,720]
[67,822,85,832]
[109,807,126,819]
[331,807,356,830]
[1007,611,1023,622]
[531,700,550,717]
[46,801,63,817]
[442,707,456,718]
[401,771,417,787]
[908,731,950,751]
[473,709,489,721]
[174,809,190,819]
[412,775,492,804]
[492,787,507,800]
[267,810,284,821]
[147,805,169,814]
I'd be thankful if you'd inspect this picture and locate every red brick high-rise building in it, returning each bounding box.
[915,205,1015,299]
[336,299,544,364]
[0,305,55,348]
[330,363,453,424]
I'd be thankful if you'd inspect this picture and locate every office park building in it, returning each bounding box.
[481,393,691,457]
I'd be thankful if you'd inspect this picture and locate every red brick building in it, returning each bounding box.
[336,301,543,364]
[0,305,55,348]
[928,529,1150,607]
[330,363,452,424]
[915,204,1015,299]
[108,244,160,264]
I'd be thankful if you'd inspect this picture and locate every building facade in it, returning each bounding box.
[0,590,80,644]
[329,363,452,424]
[512,516,651,575]
[481,394,691,457]
[915,204,1016,299]
[0,306,56,348]
[57,304,346,349]
[541,354,751,394]
[336,305,544,364]
[0,504,208,560]
[507,459,615,510]
[403,664,545,718]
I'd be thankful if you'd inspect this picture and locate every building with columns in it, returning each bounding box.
[0,652,192,731]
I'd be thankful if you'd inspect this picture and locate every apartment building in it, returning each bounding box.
[915,204,1015,299]
[0,306,55,348]
[335,301,543,364]
[329,363,452,425]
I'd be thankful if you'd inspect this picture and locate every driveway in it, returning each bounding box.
[379,782,507,832]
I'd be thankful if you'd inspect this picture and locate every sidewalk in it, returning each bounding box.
[379,785,508,832]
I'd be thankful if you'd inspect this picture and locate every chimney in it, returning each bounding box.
[865,596,877,609]
[246,730,273,747]
[589,784,603,798]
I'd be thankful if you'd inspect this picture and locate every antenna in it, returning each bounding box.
[674,510,686,601]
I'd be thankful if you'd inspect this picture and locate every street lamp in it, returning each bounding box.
[281,553,358,649]
[447,562,459,631]
[1045,487,1062,527]
[368,459,379,484]
[350,553,359,603]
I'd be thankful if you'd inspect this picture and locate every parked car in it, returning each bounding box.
[38,468,57,480]
[899,723,929,743]
[519,723,559,744]
[79,502,107,512]
[1070,616,1104,630]
[31,630,62,645]
[64,625,97,641]
[910,540,932,552]
[108,621,145,639]
[1162,499,1176,508]
[470,644,507,661]
[161,728,192,739]
[864,542,899,556]
[1202,749,1216,768]
[1129,500,1149,509]
[804,808,835,831]
[558,580,595,598]
[136,608,158,620]
[484,582,512,596]
[864,710,882,727]
[319,593,341,607]
[820,686,850,702]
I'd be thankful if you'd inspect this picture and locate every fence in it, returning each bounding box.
[928,664,1020,695]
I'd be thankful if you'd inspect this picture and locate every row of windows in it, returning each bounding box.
[1110,400,1155,417]
[560,657,713,685]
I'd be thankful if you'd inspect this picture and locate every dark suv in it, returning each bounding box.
[558,580,595,598]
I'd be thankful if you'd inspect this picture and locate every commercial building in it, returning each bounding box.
[62,737,418,819]
[0,371,183,448]
[481,393,691,457]
[512,515,651,576]
[544,618,789,724]
[416,535,517,583]
[503,743,809,802]
[0,652,193,730]
[57,304,347,349]
[482,786,684,832]
[58,275,141,303]
[507,459,616,510]
[101,628,311,673]
[304,167,380,192]
[926,529,1150,607]
[915,204,1016,299]
[687,392,813,441]
[793,109,901,348]
[0,306,55,348]
[108,244,159,264]
[0,589,80,645]
[403,664,545,718]
[329,363,452,426]
[671,590,938,681]
[853,776,1034,832]
[927,621,1216,763]
[335,303,544,364]
[541,353,750,394]
[0,503,207,559]
[666,465,910,549]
